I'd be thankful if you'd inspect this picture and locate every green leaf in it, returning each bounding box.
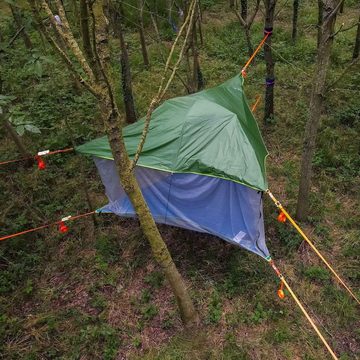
[0,95,16,106]
[9,114,25,125]
[16,125,25,136]
[34,60,43,78]
[24,124,41,134]
[39,55,55,64]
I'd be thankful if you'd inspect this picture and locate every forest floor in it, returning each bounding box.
[0,0,359,359]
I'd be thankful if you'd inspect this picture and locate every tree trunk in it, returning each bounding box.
[292,0,299,43]
[29,0,199,326]
[317,0,323,48]
[2,118,32,159]
[197,1,203,46]
[80,0,95,70]
[353,14,360,59]
[233,0,259,58]
[296,0,338,221]
[100,90,198,326]
[10,5,32,49]
[241,0,248,19]
[245,26,253,57]
[192,13,204,91]
[339,0,344,13]
[263,0,276,124]
[118,4,137,123]
[138,0,150,67]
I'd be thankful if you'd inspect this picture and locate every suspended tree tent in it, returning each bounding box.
[76,75,270,259]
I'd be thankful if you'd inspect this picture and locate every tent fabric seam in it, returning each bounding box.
[80,153,266,191]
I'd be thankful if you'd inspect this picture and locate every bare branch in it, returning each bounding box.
[233,8,247,27]
[39,0,96,83]
[329,22,344,39]
[248,0,261,27]
[28,0,99,97]
[233,0,260,29]
[338,21,360,33]
[325,57,359,92]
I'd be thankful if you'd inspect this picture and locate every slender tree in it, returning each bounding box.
[241,0,248,19]
[263,0,276,124]
[233,0,260,57]
[191,6,204,91]
[117,2,137,123]
[339,0,344,13]
[70,0,80,28]
[197,1,203,46]
[317,0,323,48]
[183,2,204,93]
[353,13,360,59]
[138,0,150,67]
[292,0,299,43]
[80,0,95,71]
[28,0,199,326]
[9,4,32,49]
[296,0,341,221]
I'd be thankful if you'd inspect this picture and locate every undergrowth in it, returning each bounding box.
[0,0,359,359]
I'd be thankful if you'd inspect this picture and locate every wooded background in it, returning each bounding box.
[0,0,359,358]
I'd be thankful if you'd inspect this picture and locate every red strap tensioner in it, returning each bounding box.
[277,281,285,299]
[277,211,286,223]
[58,216,71,233]
[35,150,50,170]
[35,155,46,170]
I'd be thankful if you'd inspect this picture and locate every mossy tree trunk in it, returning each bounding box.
[29,0,199,327]
[263,0,276,124]
[296,0,339,221]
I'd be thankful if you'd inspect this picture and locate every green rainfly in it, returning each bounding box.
[76,75,269,191]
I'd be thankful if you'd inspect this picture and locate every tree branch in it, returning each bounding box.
[130,0,197,170]
[338,21,359,33]
[39,0,96,83]
[325,57,359,92]
[28,0,99,97]
[248,0,261,28]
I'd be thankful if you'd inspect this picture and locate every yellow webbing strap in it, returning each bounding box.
[266,189,360,306]
[269,259,338,360]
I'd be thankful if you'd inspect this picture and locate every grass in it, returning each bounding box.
[0,0,359,359]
